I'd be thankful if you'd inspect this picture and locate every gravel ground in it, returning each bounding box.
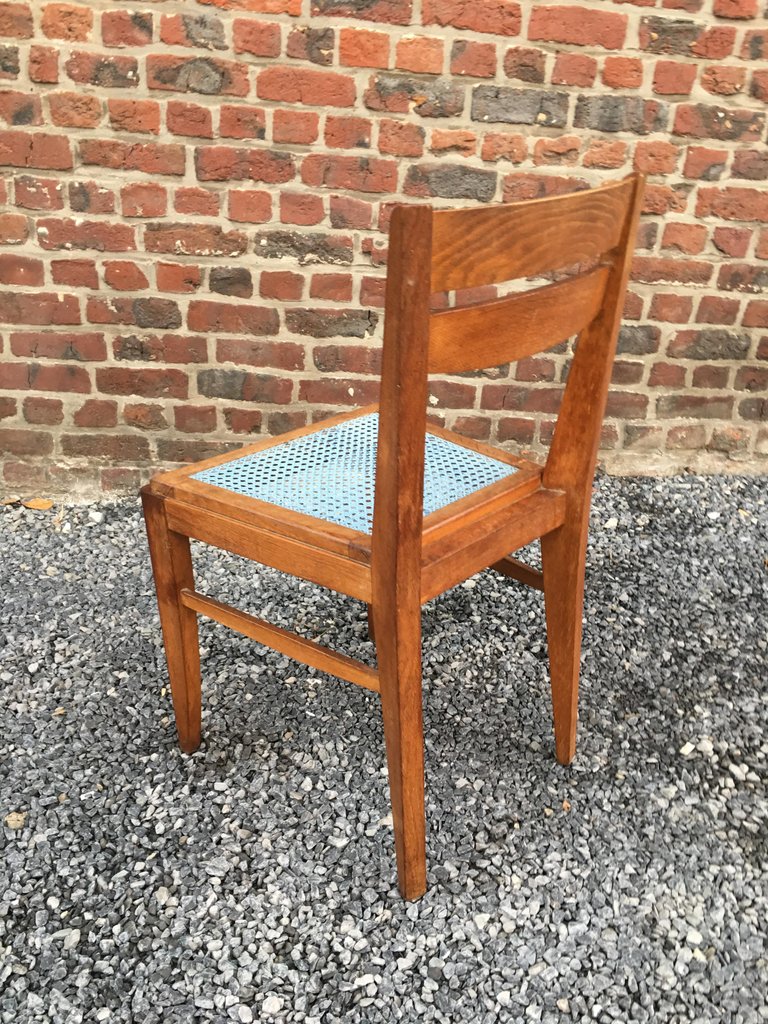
[1,475,766,1024]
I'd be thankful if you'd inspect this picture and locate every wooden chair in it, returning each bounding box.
[141,173,644,900]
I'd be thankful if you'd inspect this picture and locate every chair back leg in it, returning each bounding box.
[142,489,202,754]
[540,510,589,766]
[372,595,428,900]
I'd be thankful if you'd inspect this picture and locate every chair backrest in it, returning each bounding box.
[370,174,645,579]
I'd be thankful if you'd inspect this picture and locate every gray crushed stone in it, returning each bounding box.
[0,475,766,1024]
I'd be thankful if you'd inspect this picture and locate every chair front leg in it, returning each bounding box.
[141,488,202,754]
[540,513,589,766]
[372,598,427,900]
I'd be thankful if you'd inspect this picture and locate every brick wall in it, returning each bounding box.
[0,0,766,494]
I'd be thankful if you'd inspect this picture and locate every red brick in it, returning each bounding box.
[23,395,63,425]
[480,133,526,164]
[497,417,535,443]
[340,27,389,68]
[41,3,92,41]
[257,66,355,107]
[0,361,91,392]
[649,293,693,323]
[756,230,768,261]
[80,138,185,176]
[696,296,740,324]
[397,35,444,74]
[51,259,98,288]
[104,260,149,291]
[96,366,188,399]
[65,51,138,88]
[69,179,115,214]
[422,0,521,36]
[280,191,324,225]
[582,139,628,169]
[29,46,58,83]
[73,399,117,427]
[11,328,106,360]
[48,90,100,128]
[219,104,266,140]
[661,222,707,254]
[602,56,643,89]
[167,100,213,138]
[0,89,42,125]
[633,140,679,174]
[187,300,279,335]
[312,344,380,374]
[691,26,736,59]
[697,186,768,222]
[449,39,495,78]
[701,65,746,96]
[718,263,768,292]
[683,145,727,179]
[175,187,218,216]
[37,216,135,252]
[0,129,71,169]
[101,10,153,48]
[743,301,768,327]
[751,70,768,103]
[551,52,596,87]
[233,18,281,57]
[157,263,202,294]
[735,365,768,392]
[504,46,545,84]
[13,175,63,210]
[62,433,150,460]
[101,467,142,492]
[631,256,711,285]
[273,108,319,144]
[430,129,476,157]
[673,104,763,141]
[174,405,216,433]
[299,378,379,406]
[0,428,53,456]
[86,295,181,329]
[112,333,206,363]
[0,397,17,419]
[224,408,263,435]
[0,253,43,286]
[0,290,80,324]
[216,338,304,370]
[378,118,424,158]
[0,3,32,38]
[529,5,626,49]
[194,145,294,183]
[302,153,397,193]
[649,362,686,387]
[741,29,766,59]
[713,0,758,16]
[692,365,730,388]
[503,173,588,203]
[117,183,164,219]
[260,270,303,300]
[310,273,353,301]
[145,222,246,256]
[227,189,273,223]
[330,195,373,229]
[325,115,372,149]
[533,136,579,166]
[653,60,696,95]
[311,0,409,22]
[712,226,751,258]
[0,212,28,243]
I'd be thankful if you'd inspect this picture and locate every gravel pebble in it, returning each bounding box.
[1,475,766,1023]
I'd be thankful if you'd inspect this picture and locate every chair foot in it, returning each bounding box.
[141,488,202,755]
[373,599,427,900]
[541,522,586,766]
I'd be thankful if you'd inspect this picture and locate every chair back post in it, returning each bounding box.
[371,204,433,595]
[542,173,645,500]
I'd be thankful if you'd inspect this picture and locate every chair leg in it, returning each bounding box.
[540,520,588,766]
[141,488,202,754]
[372,601,427,900]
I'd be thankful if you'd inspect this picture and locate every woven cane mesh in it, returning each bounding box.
[192,412,517,533]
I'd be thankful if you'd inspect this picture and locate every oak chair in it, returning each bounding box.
[141,173,644,900]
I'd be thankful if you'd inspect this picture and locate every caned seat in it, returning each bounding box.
[142,173,644,899]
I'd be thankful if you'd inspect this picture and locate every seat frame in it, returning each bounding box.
[142,174,645,900]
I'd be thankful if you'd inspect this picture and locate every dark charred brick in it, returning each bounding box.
[364,73,464,118]
[253,230,353,266]
[404,163,497,202]
[132,298,182,330]
[285,308,379,338]
[738,397,767,421]
[209,266,253,297]
[471,86,568,128]
[288,26,335,65]
[669,328,750,359]
[638,17,703,55]
[150,57,238,95]
[178,14,226,50]
[574,95,668,134]
[311,0,412,26]
[197,368,291,403]
[674,103,764,141]
[731,149,768,180]
[0,45,19,76]
[503,47,546,84]
[617,325,661,355]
